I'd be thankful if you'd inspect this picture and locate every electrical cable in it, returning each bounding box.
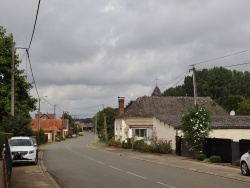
[26,49,39,99]
[28,0,41,51]
[191,48,250,66]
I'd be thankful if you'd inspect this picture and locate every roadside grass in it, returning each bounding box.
[93,141,107,147]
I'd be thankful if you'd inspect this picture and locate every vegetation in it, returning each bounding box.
[210,156,221,163]
[0,25,36,135]
[93,140,107,147]
[196,153,206,161]
[163,67,250,114]
[121,138,132,149]
[181,105,211,153]
[92,107,118,142]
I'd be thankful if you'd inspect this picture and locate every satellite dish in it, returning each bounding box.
[230,110,235,116]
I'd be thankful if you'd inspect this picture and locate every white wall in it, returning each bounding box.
[153,117,176,150]
[209,129,250,141]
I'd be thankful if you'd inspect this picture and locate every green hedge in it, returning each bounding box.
[210,156,221,163]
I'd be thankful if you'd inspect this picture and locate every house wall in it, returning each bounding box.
[177,128,250,142]
[209,129,250,141]
[153,117,176,150]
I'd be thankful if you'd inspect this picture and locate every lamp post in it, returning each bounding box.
[37,96,47,131]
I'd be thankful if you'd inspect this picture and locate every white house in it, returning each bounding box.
[114,86,250,150]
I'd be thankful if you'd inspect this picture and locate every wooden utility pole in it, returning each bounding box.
[191,65,198,105]
[95,114,97,142]
[104,114,107,142]
[11,45,15,116]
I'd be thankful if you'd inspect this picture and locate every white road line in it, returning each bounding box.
[96,161,105,165]
[88,158,94,160]
[127,172,147,179]
[109,166,121,171]
[157,182,176,188]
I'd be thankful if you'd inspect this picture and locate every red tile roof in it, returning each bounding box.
[30,119,62,132]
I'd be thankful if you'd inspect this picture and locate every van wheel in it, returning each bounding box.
[241,162,250,176]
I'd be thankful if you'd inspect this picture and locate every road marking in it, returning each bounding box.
[157,182,176,188]
[109,166,121,171]
[88,158,94,160]
[97,161,105,165]
[127,172,147,179]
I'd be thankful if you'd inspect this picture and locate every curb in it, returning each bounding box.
[39,147,61,188]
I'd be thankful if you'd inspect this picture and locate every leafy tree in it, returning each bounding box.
[61,112,78,133]
[0,26,37,120]
[93,107,118,142]
[236,99,250,115]
[0,115,33,136]
[163,66,250,114]
[0,25,37,135]
[222,95,244,113]
[181,105,211,153]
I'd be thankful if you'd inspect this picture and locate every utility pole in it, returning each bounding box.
[11,46,28,117]
[53,104,56,142]
[95,114,97,142]
[102,104,108,143]
[37,96,47,131]
[11,45,15,116]
[190,65,197,105]
[104,114,107,143]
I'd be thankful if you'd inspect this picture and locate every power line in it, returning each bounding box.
[26,49,39,98]
[28,0,41,51]
[224,62,250,68]
[190,48,250,66]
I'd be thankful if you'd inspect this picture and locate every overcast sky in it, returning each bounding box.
[1,0,250,119]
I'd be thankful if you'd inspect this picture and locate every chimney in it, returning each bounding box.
[118,96,125,116]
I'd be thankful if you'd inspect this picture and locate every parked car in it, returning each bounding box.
[9,136,38,165]
[240,150,250,176]
[79,132,83,136]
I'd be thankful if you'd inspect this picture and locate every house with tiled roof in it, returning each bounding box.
[31,113,69,142]
[114,86,250,150]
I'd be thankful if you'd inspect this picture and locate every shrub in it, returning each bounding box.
[203,158,210,163]
[141,144,153,152]
[133,140,145,151]
[152,139,172,154]
[210,156,221,163]
[108,137,115,146]
[235,160,240,166]
[114,140,122,148]
[122,138,132,149]
[196,153,206,161]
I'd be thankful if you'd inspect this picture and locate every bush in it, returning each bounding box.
[122,138,132,149]
[107,137,115,146]
[203,158,210,163]
[133,140,145,151]
[114,140,122,148]
[196,153,206,161]
[210,156,221,163]
[235,160,240,166]
[152,139,172,154]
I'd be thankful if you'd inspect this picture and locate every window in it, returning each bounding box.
[132,129,147,138]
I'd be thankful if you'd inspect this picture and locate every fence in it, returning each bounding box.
[2,138,12,188]
[175,136,250,164]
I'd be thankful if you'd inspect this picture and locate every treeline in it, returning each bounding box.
[163,67,250,115]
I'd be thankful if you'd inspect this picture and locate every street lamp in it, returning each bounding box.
[37,96,48,131]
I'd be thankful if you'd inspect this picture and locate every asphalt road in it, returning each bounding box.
[43,132,250,188]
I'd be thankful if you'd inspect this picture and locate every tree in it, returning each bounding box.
[0,25,37,135]
[236,99,250,115]
[222,95,244,113]
[0,26,37,119]
[93,107,118,142]
[181,105,211,153]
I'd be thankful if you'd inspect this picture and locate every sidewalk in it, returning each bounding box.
[11,147,60,188]
[94,146,250,184]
